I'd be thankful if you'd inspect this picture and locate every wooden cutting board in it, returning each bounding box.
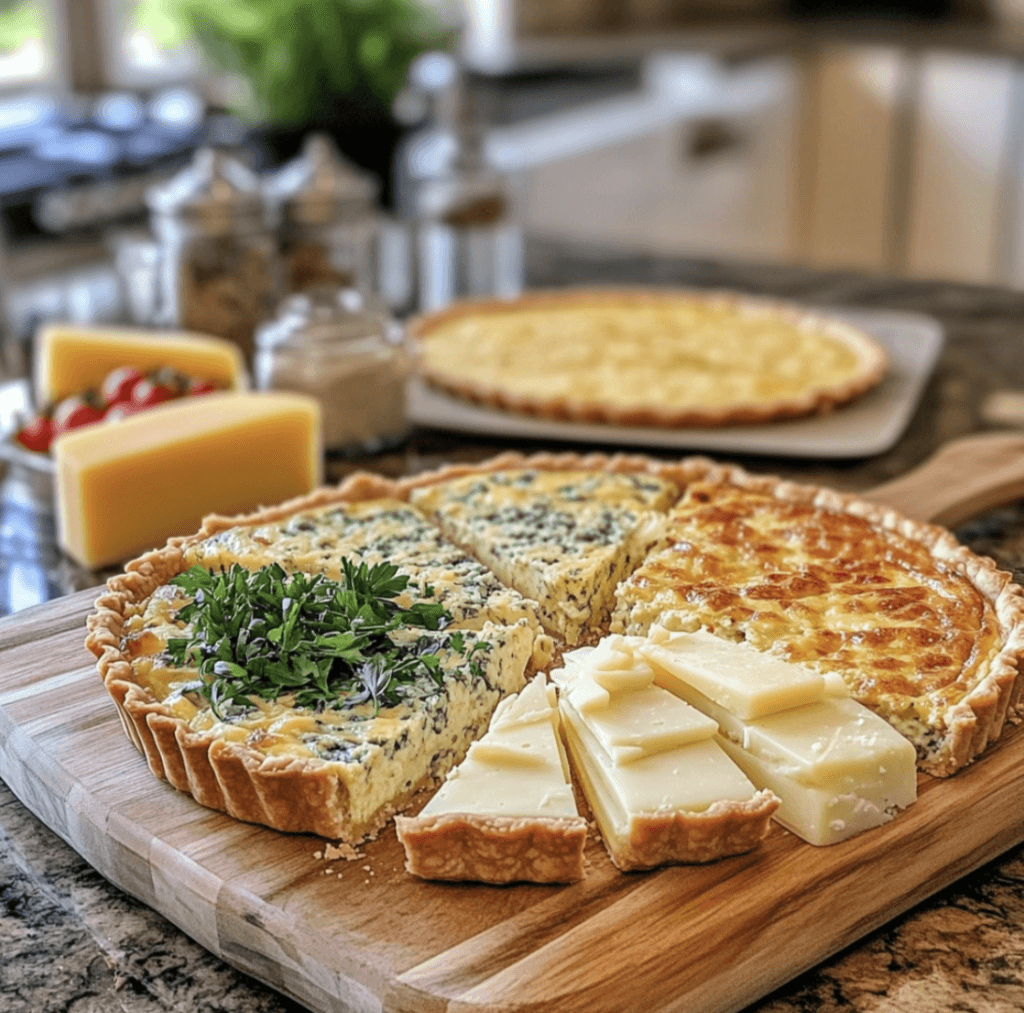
[4,433,1024,1013]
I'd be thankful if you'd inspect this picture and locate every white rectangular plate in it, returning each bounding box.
[407,307,945,459]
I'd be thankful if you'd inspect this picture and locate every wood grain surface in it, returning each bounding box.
[3,435,1024,1013]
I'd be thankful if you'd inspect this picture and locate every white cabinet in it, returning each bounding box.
[518,44,1024,289]
[800,45,906,273]
[801,45,1024,287]
[519,58,800,265]
[906,52,1018,285]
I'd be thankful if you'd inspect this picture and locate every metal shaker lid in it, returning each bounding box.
[146,147,264,234]
[265,134,378,227]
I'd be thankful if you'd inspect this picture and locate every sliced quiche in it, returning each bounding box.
[409,467,678,645]
[87,451,1024,857]
[87,485,539,843]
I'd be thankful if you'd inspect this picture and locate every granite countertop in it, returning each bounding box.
[3,239,1024,1011]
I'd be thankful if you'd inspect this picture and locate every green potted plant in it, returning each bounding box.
[168,0,452,200]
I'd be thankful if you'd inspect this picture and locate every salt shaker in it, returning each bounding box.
[145,148,278,365]
[264,134,380,296]
[254,286,410,455]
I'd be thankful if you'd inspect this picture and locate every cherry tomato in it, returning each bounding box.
[187,378,217,396]
[100,366,144,406]
[14,415,54,452]
[129,377,176,410]
[52,395,106,437]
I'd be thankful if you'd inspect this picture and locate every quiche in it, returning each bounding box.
[408,289,888,427]
[410,467,678,644]
[87,451,1024,858]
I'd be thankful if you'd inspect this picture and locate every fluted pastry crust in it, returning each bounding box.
[395,812,588,883]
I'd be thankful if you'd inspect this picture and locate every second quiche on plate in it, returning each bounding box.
[408,288,888,428]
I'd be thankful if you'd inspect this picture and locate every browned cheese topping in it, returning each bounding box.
[614,482,1001,736]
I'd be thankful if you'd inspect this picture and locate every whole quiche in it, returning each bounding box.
[408,289,888,427]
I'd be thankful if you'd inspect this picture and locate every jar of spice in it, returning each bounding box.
[145,148,278,365]
[264,134,380,296]
[254,286,410,456]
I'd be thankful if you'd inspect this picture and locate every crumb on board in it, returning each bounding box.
[314,842,363,862]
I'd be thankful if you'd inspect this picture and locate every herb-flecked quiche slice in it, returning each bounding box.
[409,467,679,645]
[611,466,1024,776]
[86,481,538,843]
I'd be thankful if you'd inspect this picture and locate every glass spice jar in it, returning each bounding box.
[145,147,278,366]
[263,134,380,297]
[254,286,410,456]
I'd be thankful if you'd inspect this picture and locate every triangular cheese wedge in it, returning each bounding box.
[555,635,778,871]
[642,627,917,845]
[396,674,587,883]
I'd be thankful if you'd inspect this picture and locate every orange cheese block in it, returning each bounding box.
[53,392,322,569]
[35,324,247,406]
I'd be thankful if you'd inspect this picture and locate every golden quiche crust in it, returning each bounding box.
[86,451,1024,860]
[408,289,889,428]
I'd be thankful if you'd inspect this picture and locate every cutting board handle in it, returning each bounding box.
[864,431,1024,527]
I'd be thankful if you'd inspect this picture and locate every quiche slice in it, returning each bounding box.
[86,482,538,843]
[409,467,679,645]
[612,467,1024,776]
[408,288,887,427]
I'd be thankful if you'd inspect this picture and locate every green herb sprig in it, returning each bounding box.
[163,559,482,719]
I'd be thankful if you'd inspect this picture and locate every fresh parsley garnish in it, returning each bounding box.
[162,560,487,719]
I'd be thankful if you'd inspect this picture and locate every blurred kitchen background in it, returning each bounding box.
[2,0,1024,369]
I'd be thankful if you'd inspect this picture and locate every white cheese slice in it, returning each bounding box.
[561,702,756,816]
[556,634,777,869]
[641,629,917,845]
[418,674,578,819]
[567,684,718,765]
[642,627,825,719]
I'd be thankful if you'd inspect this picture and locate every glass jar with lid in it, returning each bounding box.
[264,134,380,297]
[254,286,410,456]
[144,147,278,365]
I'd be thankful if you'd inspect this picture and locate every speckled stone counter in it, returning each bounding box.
[3,239,1024,1012]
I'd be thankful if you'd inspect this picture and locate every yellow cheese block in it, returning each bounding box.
[35,324,247,406]
[53,392,322,569]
